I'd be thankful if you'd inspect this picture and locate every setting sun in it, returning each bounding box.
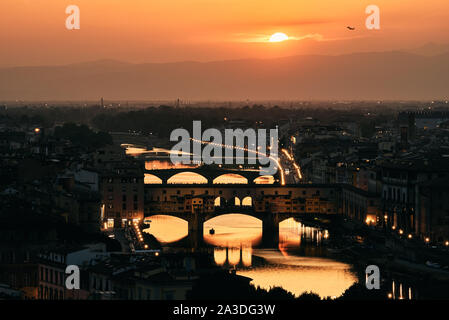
[269,32,289,42]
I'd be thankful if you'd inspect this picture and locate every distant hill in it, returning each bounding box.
[1,51,448,101]
[406,42,449,56]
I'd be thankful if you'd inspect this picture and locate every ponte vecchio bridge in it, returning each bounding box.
[145,166,279,185]
[144,166,339,246]
[142,167,374,246]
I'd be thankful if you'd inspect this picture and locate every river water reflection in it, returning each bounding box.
[144,214,358,298]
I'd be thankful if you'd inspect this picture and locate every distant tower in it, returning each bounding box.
[398,112,416,146]
[101,97,104,108]
[175,98,180,108]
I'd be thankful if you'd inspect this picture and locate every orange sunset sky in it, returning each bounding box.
[1,0,448,67]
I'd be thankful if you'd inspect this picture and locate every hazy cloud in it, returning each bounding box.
[233,33,324,43]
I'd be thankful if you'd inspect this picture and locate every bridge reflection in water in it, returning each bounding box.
[143,214,330,258]
[213,247,253,267]
[143,214,358,298]
[388,280,414,300]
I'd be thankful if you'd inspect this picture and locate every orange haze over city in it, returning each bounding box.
[1,0,449,67]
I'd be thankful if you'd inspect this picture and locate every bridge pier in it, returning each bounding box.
[262,212,280,248]
[187,213,204,248]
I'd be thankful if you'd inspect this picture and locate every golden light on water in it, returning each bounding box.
[213,247,253,267]
[143,215,188,243]
[388,280,413,300]
[241,247,252,266]
[144,214,357,298]
[214,248,227,266]
[144,213,263,246]
[279,218,302,250]
[228,247,241,265]
[237,251,357,299]
[203,214,262,247]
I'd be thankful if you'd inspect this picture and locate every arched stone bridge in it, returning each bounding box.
[144,183,340,246]
[148,210,300,248]
[145,167,279,185]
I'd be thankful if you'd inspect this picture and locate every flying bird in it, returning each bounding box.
[347,26,355,30]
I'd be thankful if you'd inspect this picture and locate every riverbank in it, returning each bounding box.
[322,218,449,299]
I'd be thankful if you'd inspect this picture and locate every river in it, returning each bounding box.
[144,214,358,299]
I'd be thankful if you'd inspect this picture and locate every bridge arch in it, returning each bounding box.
[214,196,227,207]
[167,171,208,184]
[204,212,262,223]
[144,173,163,184]
[203,213,262,224]
[213,173,248,184]
[203,214,263,249]
[143,215,188,243]
[241,196,253,206]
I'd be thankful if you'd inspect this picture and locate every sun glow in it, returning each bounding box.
[269,32,289,42]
